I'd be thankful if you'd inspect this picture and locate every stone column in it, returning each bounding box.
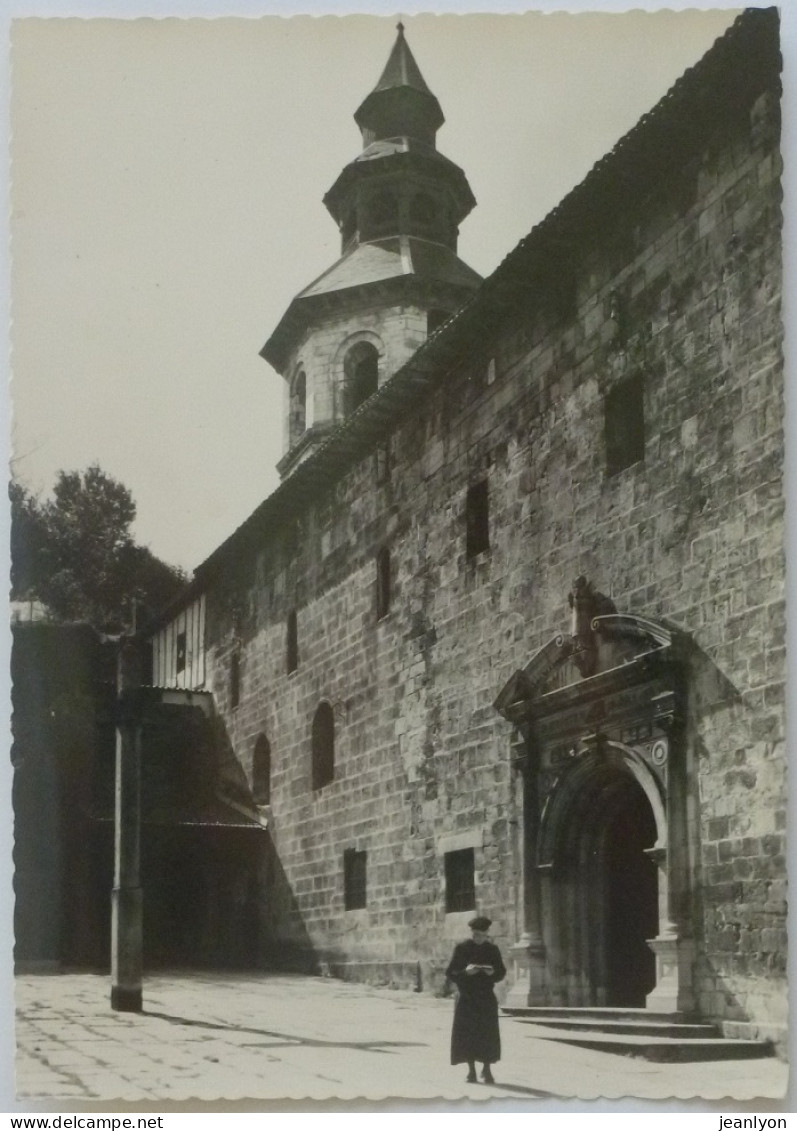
[505,728,548,1007]
[644,728,695,1015]
[111,640,144,1012]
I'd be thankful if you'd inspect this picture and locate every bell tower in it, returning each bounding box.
[261,22,481,479]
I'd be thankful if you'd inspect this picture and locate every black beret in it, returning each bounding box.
[468,916,492,931]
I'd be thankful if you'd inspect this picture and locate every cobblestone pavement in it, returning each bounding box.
[12,972,789,1108]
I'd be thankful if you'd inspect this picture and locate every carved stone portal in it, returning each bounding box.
[494,583,694,1013]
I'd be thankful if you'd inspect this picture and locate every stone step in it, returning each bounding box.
[503,1006,698,1024]
[509,1024,774,1062]
[504,1008,696,1026]
[508,1015,720,1039]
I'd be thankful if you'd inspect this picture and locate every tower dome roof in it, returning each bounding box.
[354,22,445,146]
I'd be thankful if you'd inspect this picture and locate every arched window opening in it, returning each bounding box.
[344,342,379,416]
[369,190,398,231]
[410,192,436,225]
[312,702,335,790]
[286,609,298,674]
[253,734,271,806]
[376,546,391,620]
[290,371,307,445]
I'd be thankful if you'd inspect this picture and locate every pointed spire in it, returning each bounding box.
[355,22,444,147]
[372,20,434,98]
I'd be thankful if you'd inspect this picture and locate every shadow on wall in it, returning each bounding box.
[210,714,319,976]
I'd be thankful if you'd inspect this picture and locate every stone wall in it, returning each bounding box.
[203,79,784,1030]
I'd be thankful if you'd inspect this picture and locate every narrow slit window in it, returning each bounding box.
[286,609,298,674]
[253,734,271,806]
[376,546,391,621]
[176,631,187,674]
[230,652,241,709]
[312,702,335,790]
[466,479,490,559]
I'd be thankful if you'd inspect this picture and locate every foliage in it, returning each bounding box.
[10,464,187,632]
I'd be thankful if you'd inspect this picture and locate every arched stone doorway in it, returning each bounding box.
[494,579,697,1014]
[540,749,660,1007]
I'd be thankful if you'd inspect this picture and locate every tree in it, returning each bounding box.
[10,464,186,632]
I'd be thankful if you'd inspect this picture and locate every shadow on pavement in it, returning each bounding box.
[486,1080,564,1100]
[143,1009,425,1052]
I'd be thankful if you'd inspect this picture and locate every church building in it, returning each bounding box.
[148,9,785,1048]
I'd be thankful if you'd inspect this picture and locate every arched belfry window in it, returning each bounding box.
[410,192,435,226]
[344,342,379,416]
[369,190,398,232]
[312,702,335,791]
[253,734,271,806]
[290,371,307,446]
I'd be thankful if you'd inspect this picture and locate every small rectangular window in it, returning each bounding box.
[344,849,367,911]
[466,479,490,559]
[605,374,645,475]
[230,652,241,709]
[445,848,475,913]
[175,631,187,674]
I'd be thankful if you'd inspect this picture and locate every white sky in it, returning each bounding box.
[8,5,750,571]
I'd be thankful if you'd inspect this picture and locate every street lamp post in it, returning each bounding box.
[111,637,144,1012]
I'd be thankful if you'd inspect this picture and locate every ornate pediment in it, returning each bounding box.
[494,579,687,726]
[493,635,574,725]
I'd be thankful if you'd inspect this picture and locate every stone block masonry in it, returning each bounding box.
[193,22,784,1037]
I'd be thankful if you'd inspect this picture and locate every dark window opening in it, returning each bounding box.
[410,192,436,225]
[230,652,241,709]
[290,371,306,445]
[375,439,391,484]
[286,609,298,674]
[445,848,475,913]
[605,374,645,475]
[344,848,367,910]
[312,701,335,790]
[344,342,379,415]
[466,479,490,559]
[376,546,391,620]
[253,734,271,806]
[369,190,398,231]
[427,308,451,336]
[176,631,186,674]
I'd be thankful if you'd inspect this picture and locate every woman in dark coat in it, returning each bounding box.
[446,916,506,1084]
